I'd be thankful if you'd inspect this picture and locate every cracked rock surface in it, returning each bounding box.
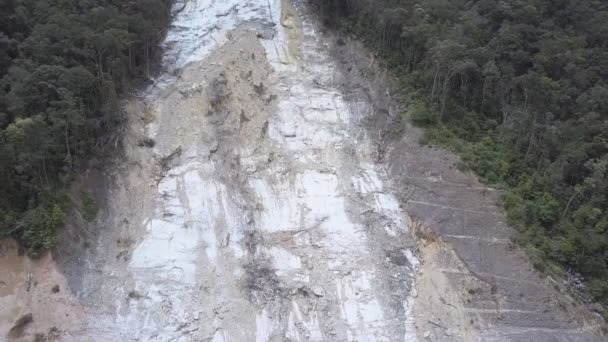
[55,0,418,341]
[1,0,604,341]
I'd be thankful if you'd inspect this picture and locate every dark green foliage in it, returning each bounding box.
[21,203,64,253]
[80,191,97,222]
[310,0,608,305]
[0,0,170,252]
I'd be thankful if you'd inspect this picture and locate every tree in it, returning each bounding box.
[0,0,171,252]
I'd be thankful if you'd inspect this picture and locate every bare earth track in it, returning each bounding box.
[0,0,604,341]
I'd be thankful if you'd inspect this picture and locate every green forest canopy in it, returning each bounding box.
[0,0,170,251]
[310,0,608,307]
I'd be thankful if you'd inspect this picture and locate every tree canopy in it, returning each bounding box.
[0,0,170,251]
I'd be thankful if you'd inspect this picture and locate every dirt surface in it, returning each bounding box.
[0,239,86,341]
[409,220,481,341]
[1,0,604,341]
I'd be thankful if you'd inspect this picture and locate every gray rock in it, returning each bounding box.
[312,286,325,297]
[589,303,604,314]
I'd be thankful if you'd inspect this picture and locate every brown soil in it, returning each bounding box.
[0,239,86,342]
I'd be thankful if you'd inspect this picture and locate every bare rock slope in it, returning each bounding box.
[58,0,419,340]
[1,0,604,341]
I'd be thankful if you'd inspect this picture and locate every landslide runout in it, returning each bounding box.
[2,1,602,341]
[57,0,419,341]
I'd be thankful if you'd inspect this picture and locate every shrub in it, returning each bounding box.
[81,192,97,222]
[20,204,64,254]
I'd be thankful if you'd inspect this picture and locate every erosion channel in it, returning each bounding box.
[1,0,604,341]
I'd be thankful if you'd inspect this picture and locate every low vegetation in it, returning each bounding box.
[0,0,171,252]
[310,0,608,307]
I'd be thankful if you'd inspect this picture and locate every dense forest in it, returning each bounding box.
[0,0,170,251]
[310,0,608,307]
